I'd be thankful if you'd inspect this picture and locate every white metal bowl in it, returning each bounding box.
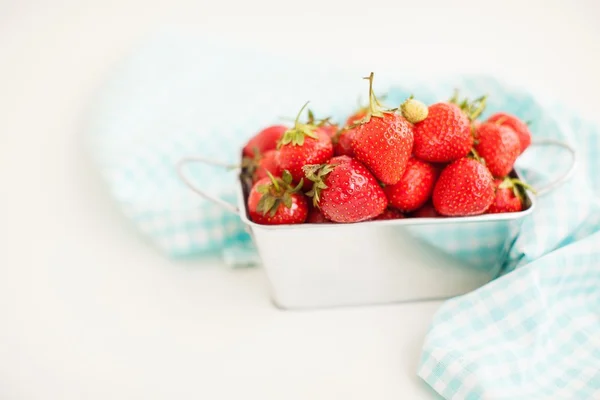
[177,139,575,309]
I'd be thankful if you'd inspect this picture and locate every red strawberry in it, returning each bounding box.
[410,202,442,218]
[486,112,532,154]
[432,158,495,216]
[303,155,387,223]
[383,157,438,212]
[247,171,308,225]
[253,150,281,182]
[277,103,333,184]
[346,109,367,126]
[375,208,405,220]
[243,125,287,158]
[306,206,330,223]
[488,178,533,214]
[351,73,414,185]
[242,149,281,183]
[413,102,472,163]
[320,124,338,139]
[332,106,369,157]
[306,108,338,139]
[333,128,357,157]
[345,91,392,126]
[474,122,520,177]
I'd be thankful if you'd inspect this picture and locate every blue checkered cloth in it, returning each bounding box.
[417,108,600,398]
[85,32,367,259]
[85,32,599,397]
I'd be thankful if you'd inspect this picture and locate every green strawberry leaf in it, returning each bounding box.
[277,101,319,147]
[256,184,270,194]
[268,199,281,217]
[282,170,293,185]
[282,192,292,208]
[256,195,269,215]
[499,177,513,190]
[263,196,277,215]
[292,178,304,193]
[449,89,460,104]
[302,163,336,208]
[279,125,317,147]
[449,90,488,121]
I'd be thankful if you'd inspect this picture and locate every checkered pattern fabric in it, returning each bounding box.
[417,110,600,398]
[419,231,600,399]
[85,32,368,259]
[85,32,599,397]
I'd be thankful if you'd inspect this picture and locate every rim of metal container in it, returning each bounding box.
[233,174,536,231]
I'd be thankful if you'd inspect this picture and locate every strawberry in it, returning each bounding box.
[432,158,495,216]
[474,122,520,177]
[375,208,405,220]
[400,97,428,124]
[487,177,533,214]
[413,102,472,163]
[303,155,387,223]
[247,171,308,225]
[486,112,532,154]
[351,73,414,185]
[334,96,395,159]
[319,124,339,139]
[253,150,281,182]
[306,108,338,139]
[332,127,357,157]
[383,157,438,212]
[345,90,391,125]
[277,102,333,184]
[243,125,287,158]
[242,149,281,183]
[332,106,369,158]
[346,109,368,126]
[410,202,442,218]
[306,206,330,223]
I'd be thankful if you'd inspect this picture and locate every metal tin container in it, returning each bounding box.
[178,139,575,310]
[235,178,532,309]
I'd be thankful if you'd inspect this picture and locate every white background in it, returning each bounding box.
[1,1,599,399]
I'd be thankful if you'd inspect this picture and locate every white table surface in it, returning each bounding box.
[1,1,599,399]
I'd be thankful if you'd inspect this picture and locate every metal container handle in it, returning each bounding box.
[177,138,575,213]
[528,139,577,196]
[176,156,240,215]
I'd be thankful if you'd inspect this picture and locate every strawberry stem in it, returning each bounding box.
[361,72,385,121]
[449,89,460,104]
[498,176,536,204]
[295,101,310,126]
[306,108,332,127]
[511,178,537,194]
[448,90,488,121]
[256,170,304,216]
[494,116,507,126]
[278,102,319,147]
[366,72,376,115]
[470,96,487,120]
[266,170,280,192]
[303,163,336,207]
[469,148,484,164]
